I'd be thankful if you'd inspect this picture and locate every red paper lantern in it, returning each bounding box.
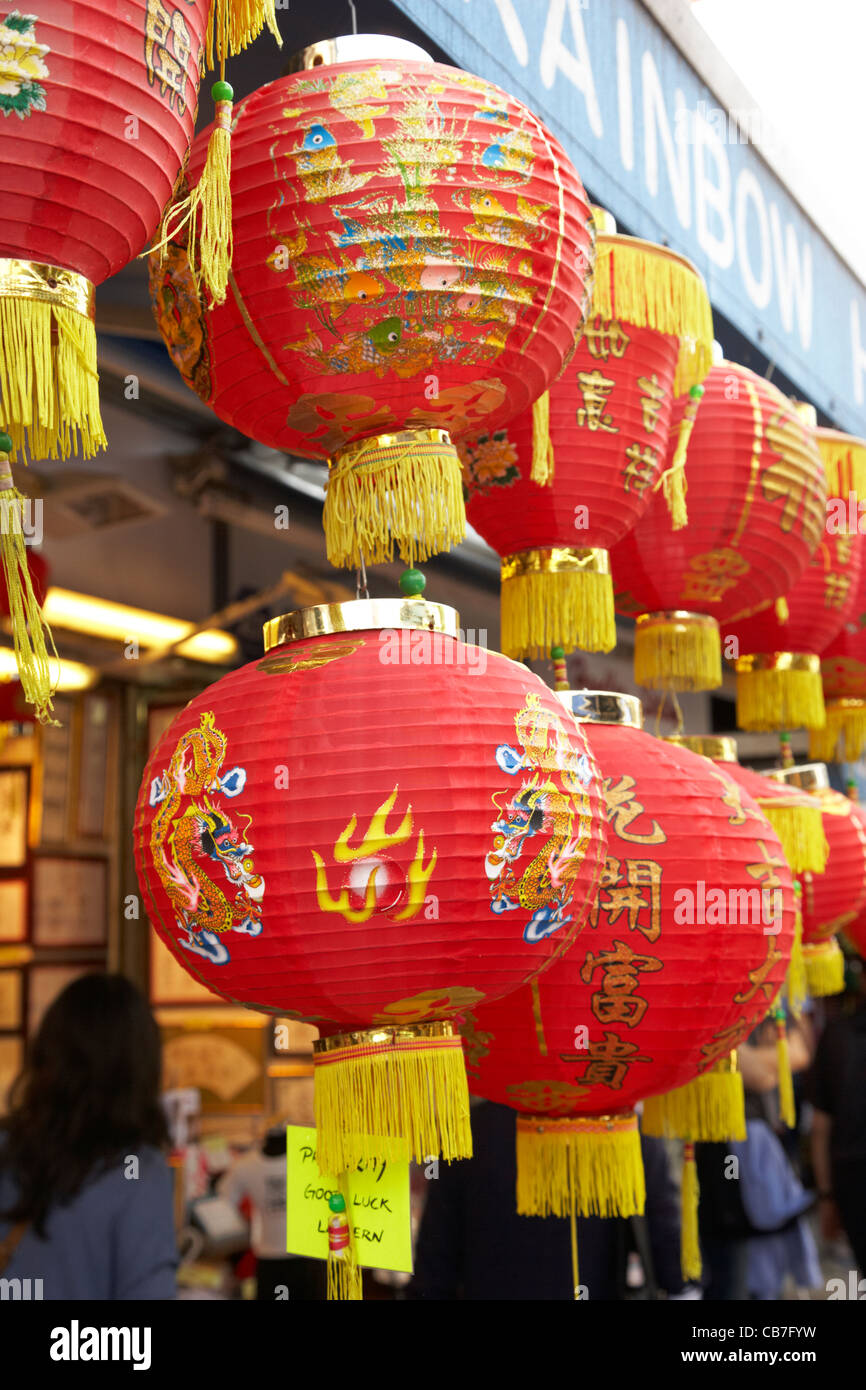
[462,693,794,1218]
[0,545,47,613]
[766,765,866,995]
[459,220,713,659]
[149,50,595,570]
[611,361,827,693]
[134,597,607,1172]
[843,797,866,959]
[810,429,866,761]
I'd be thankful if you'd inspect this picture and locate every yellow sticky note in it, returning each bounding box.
[285,1126,413,1274]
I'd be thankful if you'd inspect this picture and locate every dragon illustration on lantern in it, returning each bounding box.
[148,712,264,965]
[488,693,595,944]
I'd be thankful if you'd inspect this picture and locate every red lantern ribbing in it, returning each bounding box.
[134,598,607,1174]
[462,693,793,1223]
[611,361,827,694]
[149,50,596,571]
[459,216,713,659]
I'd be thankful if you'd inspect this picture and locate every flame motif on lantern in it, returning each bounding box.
[147,712,264,965]
[311,786,437,924]
[488,693,595,944]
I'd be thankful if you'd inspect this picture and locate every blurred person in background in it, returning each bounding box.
[0,974,177,1299]
[810,955,866,1275]
[407,1099,690,1300]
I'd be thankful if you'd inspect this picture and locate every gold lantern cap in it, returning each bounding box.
[664,734,739,762]
[764,762,830,793]
[264,598,461,651]
[556,689,643,728]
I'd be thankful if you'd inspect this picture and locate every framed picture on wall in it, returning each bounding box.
[0,970,23,1030]
[0,879,28,943]
[0,768,28,868]
[39,699,75,844]
[149,929,217,1007]
[76,693,113,840]
[27,963,98,1035]
[32,855,108,949]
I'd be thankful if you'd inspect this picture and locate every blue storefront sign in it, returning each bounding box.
[393,0,866,436]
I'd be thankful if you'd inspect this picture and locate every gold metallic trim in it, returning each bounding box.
[790,400,818,427]
[0,258,94,317]
[312,1021,457,1055]
[817,427,866,451]
[825,697,866,715]
[333,427,452,466]
[264,598,461,650]
[502,547,610,580]
[664,734,738,762]
[735,652,820,674]
[764,762,830,793]
[557,689,642,728]
[517,1111,638,1135]
[590,205,617,235]
[636,610,719,634]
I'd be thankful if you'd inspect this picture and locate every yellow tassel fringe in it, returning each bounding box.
[818,435,866,502]
[591,239,714,395]
[313,1027,472,1175]
[327,1254,363,1301]
[634,614,722,692]
[501,562,615,660]
[515,1113,645,1219]
[735,664,826,733]
[0,456,56,723]
[156,95,234,307]
[642,1064,746,1143]
[0,297,104,461]
[206,0,281,67]
[760,801,828,874]
[326,1182,363,1302]
[325,432,466,568]
[530,390,554,484]
[809,699,866,763]
[681,1143,702,1283]
[786,909,809,1017]
[803,937,846,997]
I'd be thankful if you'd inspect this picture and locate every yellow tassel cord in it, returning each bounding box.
[653,383,704,530]
[530,390,555,484]
[680,1143,702,1283]
[786,902,809,1018]
[0,445,56,722]
[809,699,866,763]
[759,800,829,874]
[325,430,466,569]
[634,613,722,693]
[772,1009,796,1130]
[734,660,826,733]
[590,238,714,396]
[0,266,105,461]
[803,937,846,998]
[312,1024,472,1176]
[500,550,615,660]
[515,1113,645,1219]
[642,1058,746,1143]
[325,1187,363,1302]
[152,85,233,308]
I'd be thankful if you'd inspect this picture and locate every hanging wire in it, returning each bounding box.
[347,0,358,35]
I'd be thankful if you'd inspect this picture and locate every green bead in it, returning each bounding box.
[211,79,233,103]
[399,568,426,597]
[779,731,790,742]
[328,1192,345,1213]
[689,384,705,399]
[551,646,565,660]
[0,432,12,454]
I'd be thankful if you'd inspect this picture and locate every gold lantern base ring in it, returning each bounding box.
[734,652,825,732]
[500,547,615,660]
[0,258,104,461]
[324,428,466,569]
[312,1021,472,1174]
[515,1111,645,1218]
[633,611,722,692]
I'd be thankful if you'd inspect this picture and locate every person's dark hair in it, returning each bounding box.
[1,973,168,1234]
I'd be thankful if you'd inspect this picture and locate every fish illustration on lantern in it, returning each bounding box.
[462,189,550,249]
[328,67,390,138]
[289,121,375,203]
